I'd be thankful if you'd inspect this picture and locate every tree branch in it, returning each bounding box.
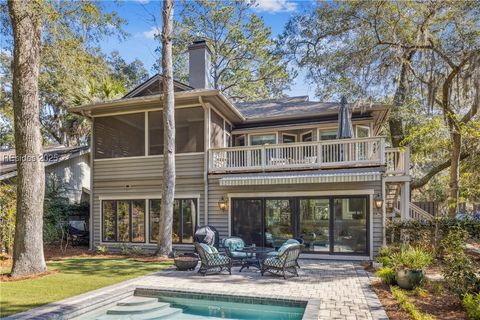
[411,152,470,190]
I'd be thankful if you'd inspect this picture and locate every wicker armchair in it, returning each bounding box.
[261,244,303,279]
[221,237,252,266]
[194,242,232,276]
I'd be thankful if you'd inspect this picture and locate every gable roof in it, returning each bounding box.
[0,145,90,181]
[123,74,193,98]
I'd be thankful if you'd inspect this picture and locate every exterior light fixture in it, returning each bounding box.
[218,196,228,211]
[374,193,384,209]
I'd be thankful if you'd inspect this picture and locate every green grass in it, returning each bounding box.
[0,257,172,317]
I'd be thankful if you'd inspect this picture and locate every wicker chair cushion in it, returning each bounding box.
[200,243,216,254]
[230,251,249,258]
[284,239,300,245]
[278,243,297,255]
[223,237,245,251]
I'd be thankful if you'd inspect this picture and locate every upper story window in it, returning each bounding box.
[250,134,276,145]
[301,131,313,142]
[149,107,204,155]
[282,133,297,143]
[94,113,145,159]
[319,129,337,141]
[356,125,370,138]
[233,134,245,147]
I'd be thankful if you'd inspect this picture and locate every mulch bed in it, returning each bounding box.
[371,281,469,320]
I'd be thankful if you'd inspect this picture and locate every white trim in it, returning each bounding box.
[99,193,201,201]
[93,152,204,162]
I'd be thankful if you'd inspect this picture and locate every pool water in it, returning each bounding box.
[77,289,306,320]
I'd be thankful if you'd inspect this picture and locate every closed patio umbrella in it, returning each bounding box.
[337,96,353,139]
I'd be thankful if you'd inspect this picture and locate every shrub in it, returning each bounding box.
[443,253,480,297]
[118,243,130,255]
[391,246,433,270]
[96,245,108,254]
[0,183,16,254]
[376,246,393,267]
[440,226,468,257]
[463,293,480,320]
[376,267,396,285]
[391,286,434,320]
[131,246,145,255]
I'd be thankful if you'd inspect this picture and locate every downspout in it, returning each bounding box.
[199,96,209,226]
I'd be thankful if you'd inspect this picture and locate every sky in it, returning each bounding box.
[99,0,316,99]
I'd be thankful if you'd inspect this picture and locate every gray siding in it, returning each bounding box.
[92,153,205,248]
[207,174,383,257]
[46,153,90,203]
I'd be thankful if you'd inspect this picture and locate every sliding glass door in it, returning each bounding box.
[231,199,263,246]
[265,199,294,248]
[299,199,330,253]
[231,196,369,255]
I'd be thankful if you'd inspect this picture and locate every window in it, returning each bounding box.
[102,200,145,242]
[233,135,245,147]
[149,199,197,244]
[356,125,370,138]
[225,132,232,147]
[250,134,276,145]
[282,133,297,144]
[94,113,145,159]
[301,131,313,142]
[149,107,204,155]
[319,129,337,140]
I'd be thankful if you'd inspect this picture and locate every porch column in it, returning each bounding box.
[400,181,410,220]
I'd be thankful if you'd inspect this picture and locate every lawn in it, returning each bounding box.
[0,257,172,317]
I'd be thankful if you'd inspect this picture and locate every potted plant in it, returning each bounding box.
[391,246,433,290]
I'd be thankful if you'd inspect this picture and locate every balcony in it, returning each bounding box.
[208,137,409,175]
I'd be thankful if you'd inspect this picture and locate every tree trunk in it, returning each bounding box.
[448,131,462,217]
[156,0,175,257]
[8,0,47,276]
[389,50,414,147]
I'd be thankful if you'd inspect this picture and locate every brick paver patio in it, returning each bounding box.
[7,260,388,320]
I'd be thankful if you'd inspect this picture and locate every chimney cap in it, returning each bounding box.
[188,39,212,54]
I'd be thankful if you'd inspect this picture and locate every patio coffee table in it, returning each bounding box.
[238,247,275,272]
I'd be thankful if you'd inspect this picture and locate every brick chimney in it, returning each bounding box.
[188,40,212,89]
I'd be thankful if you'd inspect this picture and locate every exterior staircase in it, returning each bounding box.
[385,182,434,222]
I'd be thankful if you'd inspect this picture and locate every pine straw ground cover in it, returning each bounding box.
[0,245,173,317]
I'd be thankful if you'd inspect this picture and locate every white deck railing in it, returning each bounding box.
[385,147,409,175]
[409,203,434,221]
[209,137,386,172]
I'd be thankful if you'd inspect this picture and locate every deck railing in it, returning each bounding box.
[209,137,386,172]
[384,147,409,175]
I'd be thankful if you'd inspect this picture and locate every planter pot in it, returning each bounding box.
[174,253,199,271]
[396,268,425,290]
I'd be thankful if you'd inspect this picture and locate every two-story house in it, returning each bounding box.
[71,40,413,260]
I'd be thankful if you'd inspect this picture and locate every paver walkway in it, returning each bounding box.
[7,260,388,320]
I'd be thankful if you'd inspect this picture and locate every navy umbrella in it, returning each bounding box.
[337,96,353,139]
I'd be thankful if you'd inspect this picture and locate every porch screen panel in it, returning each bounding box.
[232,199,263,246]
[333,197,368,254]
[149,107,204,155]
[210,110,224,148]
[299,199,330,253]
[94,113,145,159]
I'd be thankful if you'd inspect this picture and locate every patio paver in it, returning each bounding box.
[6,260,388,320]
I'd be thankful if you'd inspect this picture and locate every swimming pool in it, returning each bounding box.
[76,288,309,320]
